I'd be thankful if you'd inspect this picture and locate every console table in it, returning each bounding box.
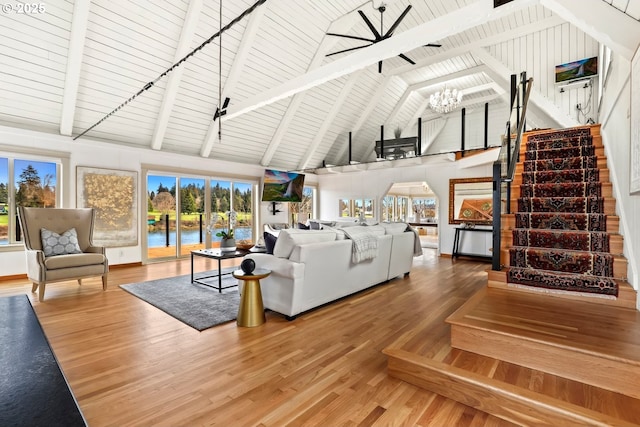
[452,227,493,261]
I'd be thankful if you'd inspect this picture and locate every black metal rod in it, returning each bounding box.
[492,162,501,271]
[15,214,21,241]
[73,0,267,140]
[348,131,352,164]
[484,102,489,149]
[510,74,517,109]
[417,117,422,155]
[521,71,527,132]
[165,214,170,247]
[199,213,203,243]
[460,107,466,156]
[380,125,384,158]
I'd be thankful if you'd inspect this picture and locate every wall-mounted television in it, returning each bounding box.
[261,169,305,202]
[555,56,598,84]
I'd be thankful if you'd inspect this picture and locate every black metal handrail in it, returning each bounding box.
[492,75,533,271]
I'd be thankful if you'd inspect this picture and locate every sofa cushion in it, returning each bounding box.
[40,228,82,257]
[380,222,409,235]
[263,231,278,255]
[44,253,106,270]
[273,229,337,259]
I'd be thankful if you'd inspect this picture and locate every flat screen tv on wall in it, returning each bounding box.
[261,169,305,203]
[555,56,598,84]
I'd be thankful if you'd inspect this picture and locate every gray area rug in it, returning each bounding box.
[120,271,240,331]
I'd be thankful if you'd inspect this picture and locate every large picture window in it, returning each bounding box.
[0,156,59,245]
[289,186,314,224]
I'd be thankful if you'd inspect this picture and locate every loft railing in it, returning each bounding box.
[492,74,533,271]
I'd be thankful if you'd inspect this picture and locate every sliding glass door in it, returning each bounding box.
[146,173,255,261]
[147,174,177,260]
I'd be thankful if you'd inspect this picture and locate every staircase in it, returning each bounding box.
[489,124,636,307]
[385,125,640,426]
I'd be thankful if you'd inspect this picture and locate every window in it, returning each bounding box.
[0,156,59,245]
[289,186,314,224]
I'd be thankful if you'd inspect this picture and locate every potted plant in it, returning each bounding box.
[207,211,238,252]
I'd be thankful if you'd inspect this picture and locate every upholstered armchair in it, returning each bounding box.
[17,207,109,301]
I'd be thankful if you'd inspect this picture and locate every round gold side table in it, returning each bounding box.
[232,268,271,327]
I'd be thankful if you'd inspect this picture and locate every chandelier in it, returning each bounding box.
[429,87,463,114]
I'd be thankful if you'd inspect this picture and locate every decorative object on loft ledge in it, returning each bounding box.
[429,86,463,114]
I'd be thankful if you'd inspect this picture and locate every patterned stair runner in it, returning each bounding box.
[507,128,618,297]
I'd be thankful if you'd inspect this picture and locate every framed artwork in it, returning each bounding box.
[77,167,138,247]
[631,46,640,194]
[449,177,493,225]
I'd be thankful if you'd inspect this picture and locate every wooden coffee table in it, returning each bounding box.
[190,249,248,292]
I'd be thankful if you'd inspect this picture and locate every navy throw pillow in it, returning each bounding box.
[297,222,309,230]
[263,231,277,255]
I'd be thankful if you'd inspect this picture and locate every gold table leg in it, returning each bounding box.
[237,279,265,327]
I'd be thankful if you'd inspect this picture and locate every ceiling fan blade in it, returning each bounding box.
[378,60,383,74]
[384,5,412,37]
[358,10,382,40]
[326,44,372,57]
[398,53,415,65]
[326,32,376,43]
[425,43,442,48]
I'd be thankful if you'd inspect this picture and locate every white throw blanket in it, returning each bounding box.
[407,226,424,257]
[342,226,378,263]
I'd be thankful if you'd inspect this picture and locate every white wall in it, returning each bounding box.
[0,125,316,275]
[318,150,498,257]
[597,50,640,308]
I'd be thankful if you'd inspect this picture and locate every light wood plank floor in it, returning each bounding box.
[0,251,516,427]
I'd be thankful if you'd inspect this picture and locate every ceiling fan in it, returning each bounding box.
[325,4,441,73]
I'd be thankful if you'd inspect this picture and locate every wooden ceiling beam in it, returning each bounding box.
[60,0,91,136]
[151,0,203,151]
[298,70,363,170]
[222,0,540,122]
[200,0,268,157]
[259,11,362,167]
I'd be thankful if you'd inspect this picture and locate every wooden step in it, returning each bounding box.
[488,268,636,308]
[501,213,620,233]
[513,168,610,186]
[385,348,640,427]
[519,146,605,162]
[511,181,613,198]
[446,287,640,399]
[498,249,628,280]
[500,228,624,255]
[511,197,617,217]
[515,157,609,174]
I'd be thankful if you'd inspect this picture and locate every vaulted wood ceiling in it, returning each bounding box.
[1,0,639,171]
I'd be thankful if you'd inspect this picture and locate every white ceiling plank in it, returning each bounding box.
[333,75,393,163]
[151,0,203,151]
[59,0,91,136]
[298,70,364,170]
[259,11,364,166]
[472,47,577,128]
[541,0,640,60]
[200,1,268,157]
[222,0,541,122]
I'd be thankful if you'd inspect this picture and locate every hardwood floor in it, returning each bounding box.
[0,252,520,426]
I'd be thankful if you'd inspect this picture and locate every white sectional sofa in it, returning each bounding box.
[244,223,420,319]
